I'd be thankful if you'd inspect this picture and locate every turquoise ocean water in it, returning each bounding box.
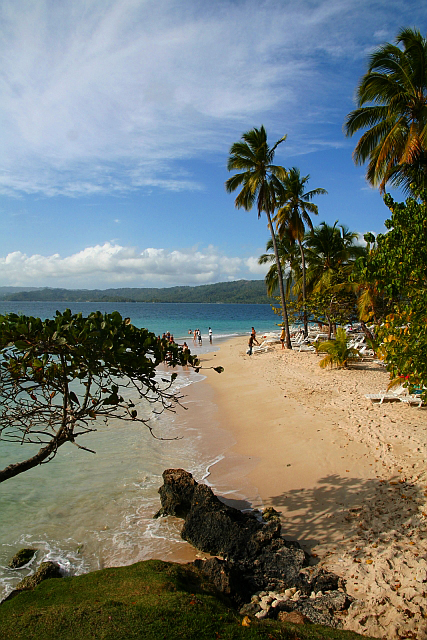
[0,302,279,598]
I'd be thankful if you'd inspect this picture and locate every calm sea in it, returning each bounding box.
[0,302,278,598]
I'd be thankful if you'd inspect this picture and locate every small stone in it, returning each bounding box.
[271,598,284,608]
[260,595,274,609]
[255,609,269,619]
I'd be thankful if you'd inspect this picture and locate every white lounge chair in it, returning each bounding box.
[400,394,423,407]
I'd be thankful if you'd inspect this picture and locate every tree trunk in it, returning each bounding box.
[265,210,292,349]
[360,320,375,342]
[298,239,308,337]
[0,432,69,483]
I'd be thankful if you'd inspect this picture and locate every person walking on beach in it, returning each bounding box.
[208,327,212,344]
[280,326,286,349]
[247,334,256,356]
[251,327,259,346]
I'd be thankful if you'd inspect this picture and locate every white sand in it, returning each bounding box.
[198,337,427,639]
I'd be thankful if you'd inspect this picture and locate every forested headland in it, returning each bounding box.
[0,280,275,304]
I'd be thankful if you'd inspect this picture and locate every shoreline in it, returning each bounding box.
[196,336,427,640]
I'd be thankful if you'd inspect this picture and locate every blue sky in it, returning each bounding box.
[0,0,424,289]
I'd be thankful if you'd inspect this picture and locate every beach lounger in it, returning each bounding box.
[297,344,316,352]
[365,392,401,404]
[399,395,423,407]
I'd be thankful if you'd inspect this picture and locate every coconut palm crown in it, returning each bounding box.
[225,126,293,348]
[344,27,427,194]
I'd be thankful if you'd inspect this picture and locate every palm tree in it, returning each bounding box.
[304,221,363,293]
[344,27,427,194]
[225,126,292,348]
[258,235,300,298]
[316,327,360,369]
[304,222,364,338]
[274,167,327,336]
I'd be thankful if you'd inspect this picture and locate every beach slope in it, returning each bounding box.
[200,337,427,639]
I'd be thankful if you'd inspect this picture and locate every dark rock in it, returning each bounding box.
[155,469,197,518]
[240,601,262,616]
[156,469,351,628]
[2,561,62,603]
[194,557,251,607]
[300,566,344,594]
[241,541,308,593]
[182,484,263,558]
[272,591,353,627]
[8,548,37,569]
[262,507,281,523]
[278,611,311,625]
[16,561,62,591]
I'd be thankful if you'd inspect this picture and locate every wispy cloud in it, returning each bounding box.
[0,242,267,287]
[0,0,421,197]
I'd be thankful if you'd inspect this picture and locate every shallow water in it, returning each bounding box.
[0,303,277,598]
[0,369,232,598]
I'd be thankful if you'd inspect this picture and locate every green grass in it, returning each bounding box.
[0,559,370,639]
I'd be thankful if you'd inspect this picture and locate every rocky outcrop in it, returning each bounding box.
[15,561,62,591]
[156,469,352,626]
[7,548,37,569]
[2,561,62,603]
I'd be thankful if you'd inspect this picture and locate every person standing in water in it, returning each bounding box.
[208,327,212,344]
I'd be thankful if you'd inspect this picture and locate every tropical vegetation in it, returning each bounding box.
[274,167,327,336]
[225,126,293,348]
[315,327,360,369]
[363,191,427,400]
[344,27,427,195]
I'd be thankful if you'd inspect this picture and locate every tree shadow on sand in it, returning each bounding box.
[268,473,424,552]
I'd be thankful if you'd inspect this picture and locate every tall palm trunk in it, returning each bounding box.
[266,209,292,349]
[298,238,308,337]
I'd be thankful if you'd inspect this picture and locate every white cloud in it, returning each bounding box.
[245,256,269,275]
[0,242,251,287]
[1,0,416,197]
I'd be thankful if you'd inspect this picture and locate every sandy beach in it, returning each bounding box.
[198,336,427,640]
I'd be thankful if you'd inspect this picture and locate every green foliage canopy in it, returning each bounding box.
[345,27,427,194]
[0,310,205,483]
[366,192,427,398]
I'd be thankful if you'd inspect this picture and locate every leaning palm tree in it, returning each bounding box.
[225,126,292,348]
[344,27,427,194]
[274,167,327,336]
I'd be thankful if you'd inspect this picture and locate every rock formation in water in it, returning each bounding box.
[156,468,353,627]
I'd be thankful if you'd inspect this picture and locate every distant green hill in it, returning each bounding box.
[0,280,275,304]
